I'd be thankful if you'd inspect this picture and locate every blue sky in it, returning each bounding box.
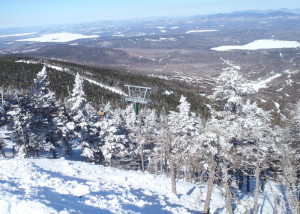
[1,0,300,29]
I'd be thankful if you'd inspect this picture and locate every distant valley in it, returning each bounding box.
[1,10,300,120]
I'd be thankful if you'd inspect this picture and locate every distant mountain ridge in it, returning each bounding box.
[1,8,300,33]
[201,10,300,20]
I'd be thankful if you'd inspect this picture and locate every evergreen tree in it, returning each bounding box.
[99,109,132,166]
[7,97,32,158]
[30,66,58,157]
[67,73,92,160]
[167,95,196,195]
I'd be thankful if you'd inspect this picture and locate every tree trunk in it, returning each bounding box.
[261,170,266,192]
[279,194,285,214]
[286,182,298,214]
[0,147,6,158]
[21,128,28,157]
[193,166,196,183]
[140,143,144,173]
[52,149,57,159]
[170,158,177,195]
[13,145,15,157]
[223,167,233,214]
[164,154,168,177]
[160,154,164,175]
[247,170,250,193]
[253,163,261,214]
[292,183,299,214]
[155,157,158,176]
[138,115,144,173]
[187,165,192,183]
[239,170,243,190]
[203,163,216,214]
[267,182,277,214]
[198,169,207,201]
[0,138,6,158]
[176,163,180,180]
[235,170,239,186]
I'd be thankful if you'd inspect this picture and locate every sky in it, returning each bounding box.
[1,0,300,29]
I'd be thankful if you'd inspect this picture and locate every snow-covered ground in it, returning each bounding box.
[16,33,99,43]
[212,39,300,51]
[0,158,204,214]
[0,128,287,214]
[0,127,206,214]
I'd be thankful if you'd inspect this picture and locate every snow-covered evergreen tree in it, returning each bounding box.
[167,95,196,194]
[67,72,92,160]
[52,105,73,157]
[30,66,58,157]
[99,109,132,166]
[7,97,33,158]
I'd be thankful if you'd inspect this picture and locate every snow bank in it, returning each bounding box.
[212,39,300,51]
[16,33,99,43]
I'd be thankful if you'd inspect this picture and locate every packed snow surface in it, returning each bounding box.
[0,157,205,214]
[212,39,300,51]
[16,33,99,43]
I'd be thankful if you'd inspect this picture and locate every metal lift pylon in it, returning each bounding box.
[123,85,151,117]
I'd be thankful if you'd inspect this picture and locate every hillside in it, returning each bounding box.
[0,56,210,117]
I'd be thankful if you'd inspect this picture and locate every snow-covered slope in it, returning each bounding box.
[0,156,286,214]
[0,158,204,214]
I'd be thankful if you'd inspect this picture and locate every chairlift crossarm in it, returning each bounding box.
[123,85,151,105]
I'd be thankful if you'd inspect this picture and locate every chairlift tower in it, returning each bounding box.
[124,85,151,117]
